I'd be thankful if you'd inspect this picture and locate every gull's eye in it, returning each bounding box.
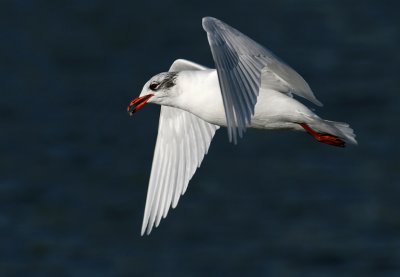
[149,82,160,91]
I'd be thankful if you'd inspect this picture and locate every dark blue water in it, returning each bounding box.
[1,0,399,276]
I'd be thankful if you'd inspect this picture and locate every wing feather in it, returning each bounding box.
[141,59,219,235]
[202,17,322,143]
[141,106,219,235]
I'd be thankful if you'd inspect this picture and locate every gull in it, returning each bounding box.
[127,17,357,235]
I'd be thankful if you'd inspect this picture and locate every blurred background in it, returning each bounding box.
[1,0,399,276]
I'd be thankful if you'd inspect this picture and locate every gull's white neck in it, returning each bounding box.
[173,70,227,126]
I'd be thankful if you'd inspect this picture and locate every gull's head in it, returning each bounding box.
[127,72,179,115]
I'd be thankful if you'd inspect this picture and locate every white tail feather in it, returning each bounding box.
[309,119,357,145]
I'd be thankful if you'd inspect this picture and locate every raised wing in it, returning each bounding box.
[141,60,219,235]
[202,17,322,143]
[169,59,210,71]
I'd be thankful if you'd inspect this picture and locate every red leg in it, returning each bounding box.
[299,123,345,147]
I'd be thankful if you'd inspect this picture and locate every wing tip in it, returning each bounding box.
[314,98,324,107]
[141,224,153,236]
[202,16,222,31]
[140,226,147,236]
[141,215,154,236]
[202,16,217,23]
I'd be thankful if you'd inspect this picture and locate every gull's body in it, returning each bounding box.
[174,69,319,131]
[128,17,357,235]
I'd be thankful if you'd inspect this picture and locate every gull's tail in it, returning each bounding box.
[300,118,357,147]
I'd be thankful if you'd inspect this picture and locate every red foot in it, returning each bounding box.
[300,123,345,147]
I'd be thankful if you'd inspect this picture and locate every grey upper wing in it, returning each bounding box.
[202,17,322,143]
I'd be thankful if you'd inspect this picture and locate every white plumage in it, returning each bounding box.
[127,17,357,235]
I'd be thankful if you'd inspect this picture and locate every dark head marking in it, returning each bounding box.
[160,72,178,89]
[149,72,178,92]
